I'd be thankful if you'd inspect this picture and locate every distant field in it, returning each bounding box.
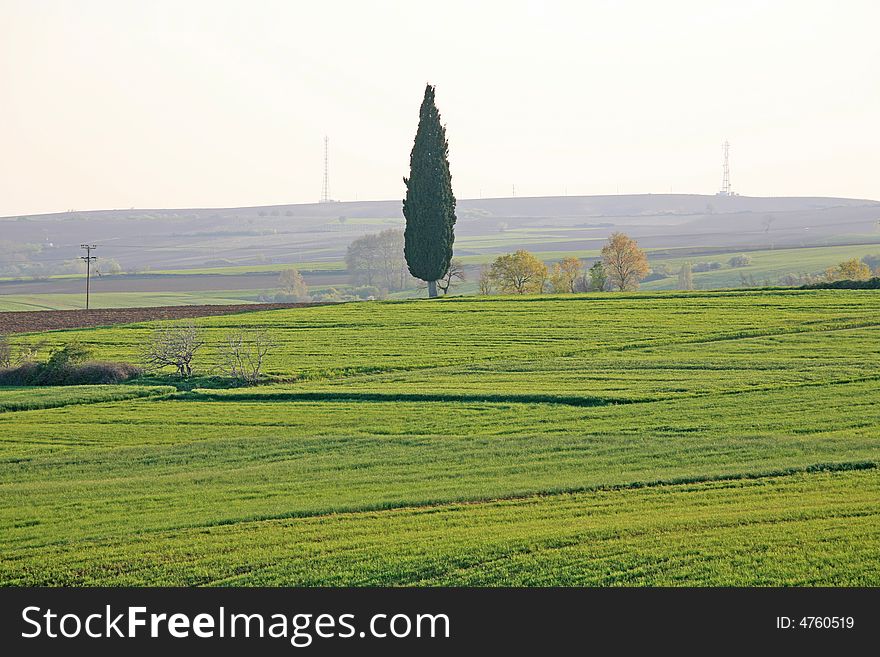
[149,261,346,276]
[0,290,265,312]
[3,231,879,311]
[643,243,880,290]
[1,290,878,585]
[457,242,880,290]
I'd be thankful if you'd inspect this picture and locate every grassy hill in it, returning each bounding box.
[1,291,879,585]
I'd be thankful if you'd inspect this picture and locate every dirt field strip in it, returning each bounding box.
[0,302,325,334]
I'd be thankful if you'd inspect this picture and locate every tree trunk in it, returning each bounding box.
[428,280,438,298]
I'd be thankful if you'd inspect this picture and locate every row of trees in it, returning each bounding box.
[474,239,880,294]
[480,233,649,295]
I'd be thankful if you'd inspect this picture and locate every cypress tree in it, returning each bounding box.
[403,84,456,298]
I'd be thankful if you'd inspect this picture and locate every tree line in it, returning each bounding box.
[480,232,649,295]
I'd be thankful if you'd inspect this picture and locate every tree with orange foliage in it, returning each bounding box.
[601,232,649,291]
[549,257,583,293]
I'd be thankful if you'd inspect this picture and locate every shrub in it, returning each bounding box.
[351,285,386,300]
[0,362,41,386]
[69,361,142,384]
[0,360,141,386]
[641,271,668,282]
[587,262,608,292]
[779,272,820,287]
[824,258,872,282]
[802,277,880,290]
[46,341,93,371]
[729,255,752,268]
[692,261,722,273]
[739,273,758,288]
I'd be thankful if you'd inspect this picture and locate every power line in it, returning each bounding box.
[80,244,97,309]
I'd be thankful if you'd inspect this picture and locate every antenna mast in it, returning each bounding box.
[718,141,731,196]
[320,136,331,203]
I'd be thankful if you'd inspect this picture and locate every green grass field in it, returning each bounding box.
[0,290,267,311]
[642,243,880,290]
[1,290,879,585]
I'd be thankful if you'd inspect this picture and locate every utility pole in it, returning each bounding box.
[80,244,97,310]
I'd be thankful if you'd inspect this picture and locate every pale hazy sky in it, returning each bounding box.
[1,0,878,216]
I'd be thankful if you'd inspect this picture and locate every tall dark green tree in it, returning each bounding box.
[403,84,456,298]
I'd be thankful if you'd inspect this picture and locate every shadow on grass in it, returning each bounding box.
[183,389,637,407]
[127,374,250,392]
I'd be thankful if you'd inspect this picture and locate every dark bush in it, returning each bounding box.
[0,360,142,386]
[0,362,41,386]
[55,361,142,385]
[693,261,723,272]
[801,277,880,290]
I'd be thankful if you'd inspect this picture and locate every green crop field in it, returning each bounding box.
[1,290,879,585]
[0,291,268,312]
[642,243,880,290]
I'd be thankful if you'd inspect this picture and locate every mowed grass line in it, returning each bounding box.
[2,469,876,586]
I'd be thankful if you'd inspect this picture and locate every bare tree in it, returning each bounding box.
[141,324,204,377]
[216,328,275,384]
[677,262,694,290]
[15,339,48,364]
[478,265,493,295]
[346,229,413,291]
[437,258,466,295]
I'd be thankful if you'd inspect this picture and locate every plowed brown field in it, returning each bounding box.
[0,303,321,334]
